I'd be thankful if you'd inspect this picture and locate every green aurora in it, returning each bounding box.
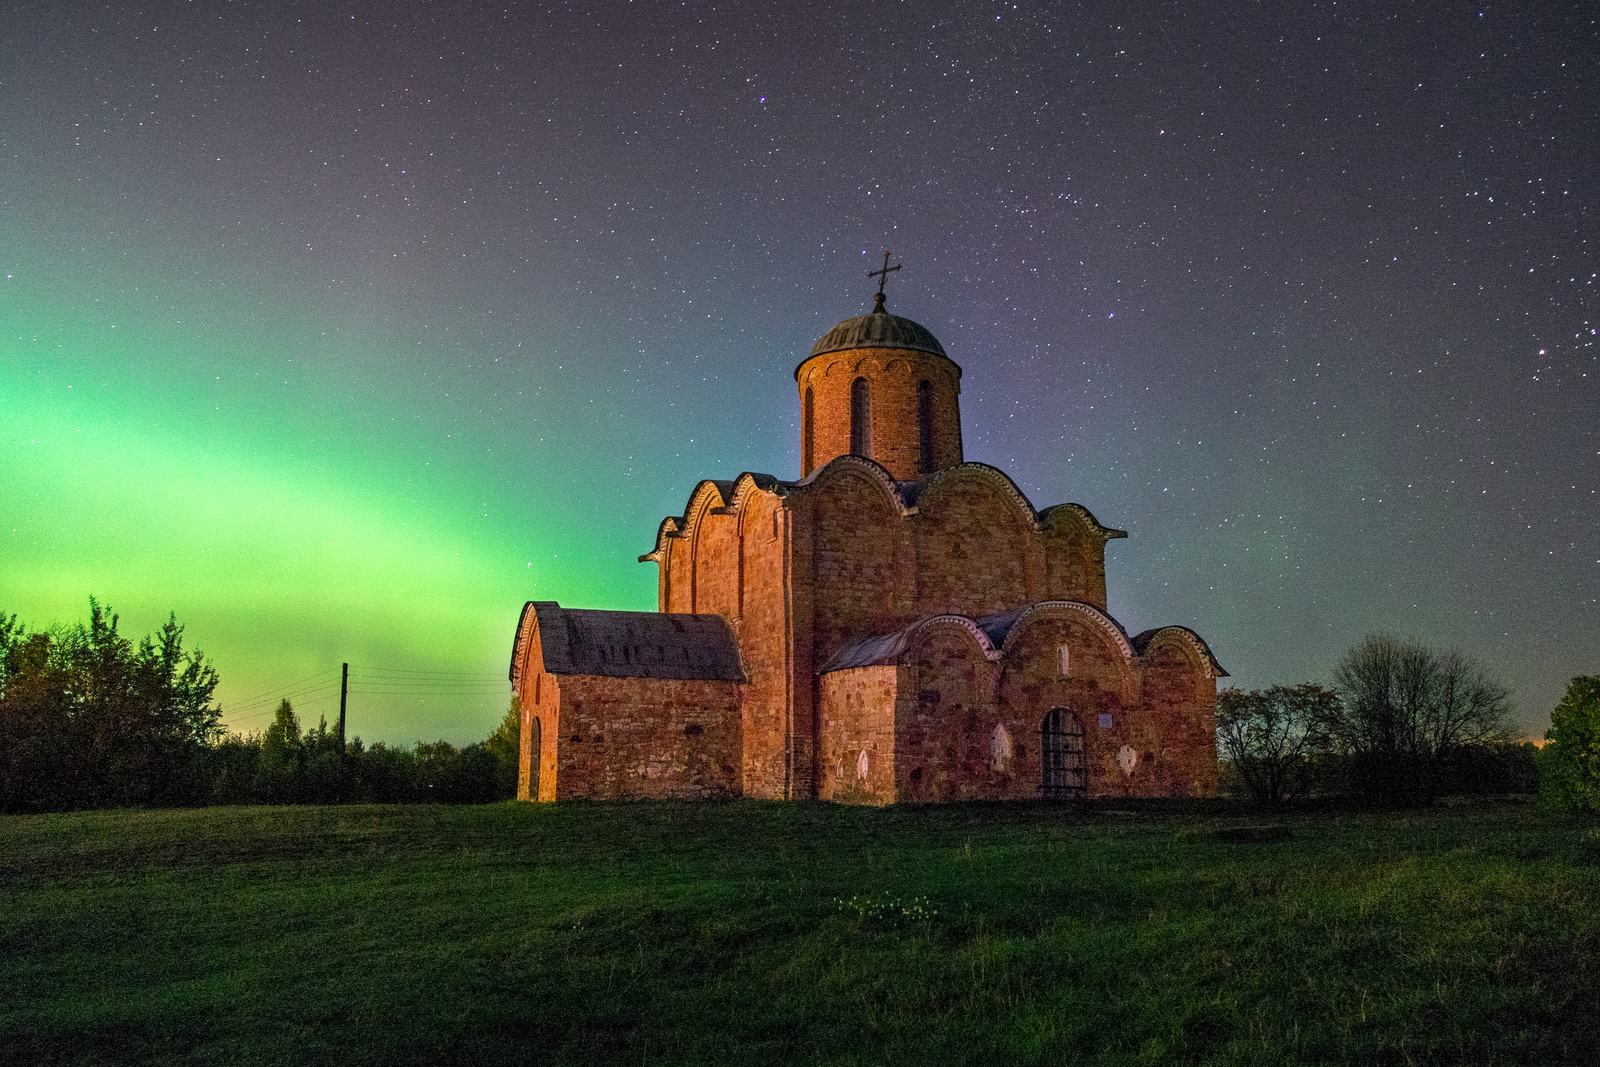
[3,264,661,743]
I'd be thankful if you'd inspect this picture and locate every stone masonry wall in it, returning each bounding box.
[735,488,794,798]
[808,467,909,667]
[514,625,561,802]
[995,611,1133,798]
[897,627,1013,802]
[912,475,1033,618]
[551,675,743,800]
[817,666,897,805]
[1138,639,1220,798]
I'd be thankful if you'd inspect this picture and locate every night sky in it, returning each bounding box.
[3,1,1595,743]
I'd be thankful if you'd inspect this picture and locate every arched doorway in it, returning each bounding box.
[1040,708,1086,799]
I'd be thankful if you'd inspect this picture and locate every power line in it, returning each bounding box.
[226,678,344,716]
[349,665,503,678]
[219,662,509,726]
[228,666,342,707]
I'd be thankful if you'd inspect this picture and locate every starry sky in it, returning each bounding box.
[2,0,1595,743]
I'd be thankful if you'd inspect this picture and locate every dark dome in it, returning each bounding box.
[809,303,947,359]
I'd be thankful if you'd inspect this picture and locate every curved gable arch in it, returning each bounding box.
[797,454,911,515]
[509,600,538,686]
[684,478,735,528]
[912,463,1037,616]
[1001,600,1137,705]
[1001,601,1135,662]
[915,463,1041,529]
[727,471,782,515]
[1133,626,1229,680]
[639,515,681,564]
[1038,502,1128,542]
[906,614,1004,662]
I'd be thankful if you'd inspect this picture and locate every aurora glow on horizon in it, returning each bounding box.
[3,1,1595,744]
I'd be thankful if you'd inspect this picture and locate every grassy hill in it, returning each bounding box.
[3,799,1597,1065]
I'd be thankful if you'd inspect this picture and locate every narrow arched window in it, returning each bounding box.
[917,379,934,473]
[850,377,872,457]
[802,386,815,474]
[528,715,542,800]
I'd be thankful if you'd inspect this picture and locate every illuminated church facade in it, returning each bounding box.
[509,286,1225,803]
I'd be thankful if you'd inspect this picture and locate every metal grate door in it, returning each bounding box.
[1041,708,1086,799]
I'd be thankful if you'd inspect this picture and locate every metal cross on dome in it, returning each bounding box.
[867,251,901,308]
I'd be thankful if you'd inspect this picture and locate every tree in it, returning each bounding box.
[1537,676,1600,813]
[1326,634,1515,803]
[256,699,304,802]
[1216,684,1337,802]
[0,600,221,810]
[483,696,521,799]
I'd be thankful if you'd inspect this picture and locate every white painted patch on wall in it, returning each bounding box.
[1117,745,1138,776]
[990,723,1013,771]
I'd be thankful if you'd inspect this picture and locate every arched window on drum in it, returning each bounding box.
[850,377,872,458]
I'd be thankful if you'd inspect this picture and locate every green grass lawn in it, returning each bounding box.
[3,799,1598,1065]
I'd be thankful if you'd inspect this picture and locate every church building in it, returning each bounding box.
[510,281,1226,803]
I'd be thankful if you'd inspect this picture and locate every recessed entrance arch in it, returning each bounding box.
[1040,708,1085,799]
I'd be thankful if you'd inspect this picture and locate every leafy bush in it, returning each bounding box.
[1537,676,1600,812]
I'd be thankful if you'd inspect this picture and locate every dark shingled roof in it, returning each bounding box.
[818,612,1015,673]
[527,602,746,682]
[1130,626,1230,677]
[807,308,948,359]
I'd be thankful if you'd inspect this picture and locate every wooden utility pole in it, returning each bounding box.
[338,662,348,752]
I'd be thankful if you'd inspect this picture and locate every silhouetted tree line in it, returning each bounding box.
[203,698,519,806]
[0,603,519,813]
[8,606,1595,813]
[1218,634,1540,805]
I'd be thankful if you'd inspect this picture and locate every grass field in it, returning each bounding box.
[3,799,1598,1065]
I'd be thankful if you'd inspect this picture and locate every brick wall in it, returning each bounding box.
[898,626,1012,801]
[1138,637,1220,798]
[817,666,897,805]
[519,668,561,802]
[796,347,963,479]
[912,474,1033,617]
[550,675,743,800]
[994,610,1133,798]
[736,489,793,799]
[809,467,910,667]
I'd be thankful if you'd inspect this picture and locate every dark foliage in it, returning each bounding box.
[482,696,521,798]
[0,601,221,812]
[1216,684,1337,802]
[1,603,516,811]
[205,702,511,806]
[1325,634,1518,804]
[1537,675,1600,812]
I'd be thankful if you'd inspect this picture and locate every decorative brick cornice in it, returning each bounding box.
[910,614,1005,662]
[1037,502,1128,541]
[915,462,1042,528]
[1000,600,1135,661]
[641,474,783,563]
[782,454,914,514]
